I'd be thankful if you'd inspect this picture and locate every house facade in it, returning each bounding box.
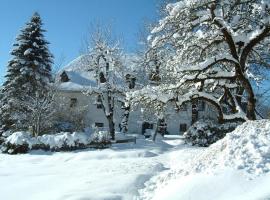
[56,55,218,135]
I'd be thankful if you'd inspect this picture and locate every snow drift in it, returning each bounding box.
[191,119,270,175]
[139,120,270,200]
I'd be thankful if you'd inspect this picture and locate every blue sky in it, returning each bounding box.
[0,0,160,82]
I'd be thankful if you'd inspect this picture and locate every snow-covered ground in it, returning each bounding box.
[0,137,178,200]
[0,120,270,200]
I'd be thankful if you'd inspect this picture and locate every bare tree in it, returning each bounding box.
[20,89,56,136]
[84,24,125,140]
[54,96,88,132]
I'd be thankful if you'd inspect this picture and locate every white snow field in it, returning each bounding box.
[0,120,270,200]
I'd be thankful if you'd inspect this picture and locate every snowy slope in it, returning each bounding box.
[150,170,270,200]
[139,120,270,200]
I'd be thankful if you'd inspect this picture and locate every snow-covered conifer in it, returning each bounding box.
[0,12,53,131]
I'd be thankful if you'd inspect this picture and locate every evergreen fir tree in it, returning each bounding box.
[0,12,53,131]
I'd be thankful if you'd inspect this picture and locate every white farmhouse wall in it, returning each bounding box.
[57,90,218,135]
[128,101,218,135]
[57,90,124,131]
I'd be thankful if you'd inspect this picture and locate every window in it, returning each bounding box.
[70,98,77,108]
[180,124,187,132]
[198,100,205,111]
[95,122,104,128]
[96,95,103,109]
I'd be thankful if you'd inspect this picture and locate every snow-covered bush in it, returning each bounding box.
[1,130,111,154]
[0,130,12,147]
[37,132,91,151]
[0,137,4,146]
[90,130,111,149]
[1,132,35,154]
[1,130,12,138]
[184,120,239,147]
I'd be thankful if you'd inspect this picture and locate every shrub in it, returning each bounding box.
[184,120,239,147]
[0,132,34,154]
[0,137,4,146]
[90,130,111,149]
[1,130,111,154]
[2,143,29,154]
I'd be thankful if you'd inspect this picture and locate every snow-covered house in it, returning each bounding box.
[56,55,218,135]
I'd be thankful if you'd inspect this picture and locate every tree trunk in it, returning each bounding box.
[36,114,41,137]
[236,68,256,120]
[236,86,244,106]
[152,118,162,142]
[107,114,115,140]
[191,100,198,124]
[120,105,130,134]
[247,96,256,120]
[120,75,136,134]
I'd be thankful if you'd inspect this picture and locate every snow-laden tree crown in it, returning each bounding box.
[129,0,270,122]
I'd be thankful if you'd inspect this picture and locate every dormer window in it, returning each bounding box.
[70,98,77,108]
[60,71,70,82]
[149,70,161,83]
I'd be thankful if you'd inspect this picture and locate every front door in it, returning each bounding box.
[141,122,153,135]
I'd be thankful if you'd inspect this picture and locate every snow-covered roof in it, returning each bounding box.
[57,70,97,92]
[56,54,137,92]
[55,54,96,92]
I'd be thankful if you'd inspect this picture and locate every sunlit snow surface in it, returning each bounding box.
[1,121,270,200]
[0,138,174,200]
